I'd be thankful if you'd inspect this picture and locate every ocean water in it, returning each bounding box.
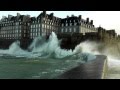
[0,56,84,79]
[0,32,119,79]
[0,32,96,79]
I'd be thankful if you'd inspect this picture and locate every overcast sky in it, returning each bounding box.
[0,11,120,34]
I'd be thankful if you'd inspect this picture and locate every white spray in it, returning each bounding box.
[0,32,96,61]
[76,40,120,79]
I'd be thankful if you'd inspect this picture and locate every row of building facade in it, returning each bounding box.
[0,11,118,49]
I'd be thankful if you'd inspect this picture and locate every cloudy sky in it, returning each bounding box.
[0,11,120,34]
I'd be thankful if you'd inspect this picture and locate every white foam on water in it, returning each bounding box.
[28,32,96,60]
[1,32,120,79]
[0,32,96,63]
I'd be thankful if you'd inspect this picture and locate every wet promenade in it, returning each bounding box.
[57,55,108,79]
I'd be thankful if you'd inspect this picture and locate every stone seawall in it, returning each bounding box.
[56,55,108,79]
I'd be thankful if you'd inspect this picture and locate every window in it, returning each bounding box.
[44,25,46,28]
[74,28,76,32]
[74,22,77,26]
[66,23,68,26]
[45,21,47,24]
[49,26,51,29]
[42,24,44,28]
[69,28,72,32]
[37,24,39,28]
[28,23,30,26]
[65,28,67,32]
[31,25,32,28]
[19,26,21,30]
[47,25,49,29]
[34,25,35,28]
[62,24,64,27]
[61,28,64,33]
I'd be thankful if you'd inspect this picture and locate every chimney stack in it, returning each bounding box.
[50,13,54,16]
[43,11,46,14]
[79,15,82,19]
[71,14,74,17]
[42,11,47,17]
[86,18,89,23]
[8,14,13,20]
[67,15,69,18]
[90,20,93,25]
[17,13,20,17]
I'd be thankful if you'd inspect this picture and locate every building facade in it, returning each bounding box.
[60,15,97,35]
[30,11,61,39]
[0,13,31,48]
[0,11,118,49]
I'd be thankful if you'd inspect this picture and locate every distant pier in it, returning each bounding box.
[56,55,108,79]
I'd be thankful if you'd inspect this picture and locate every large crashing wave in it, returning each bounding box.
[0,32,96,61]
[29,32,73,58]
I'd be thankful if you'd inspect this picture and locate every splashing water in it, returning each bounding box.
[0,32,119,79]
[75,40,120,79]
[30,32,73,58]
[0,32,97,79]
[0,32,96,61]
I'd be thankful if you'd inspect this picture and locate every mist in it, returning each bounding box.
[78,40,120,79]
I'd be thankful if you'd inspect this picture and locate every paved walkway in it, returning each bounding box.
[56,55,108,79]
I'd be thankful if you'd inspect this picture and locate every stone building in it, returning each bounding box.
[97,26,118,44]
[0,11,119,49]
[0,13,31,49]
[59,15,97,35]
[30,11,61,39]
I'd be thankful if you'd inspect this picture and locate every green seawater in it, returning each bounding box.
[0,56,83,79]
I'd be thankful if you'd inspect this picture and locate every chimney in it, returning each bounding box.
[43,11,46,14]
[90,20,93,25]
[8,14,13,20]
[2,16,7,19]
[50,13,54,16]
[79,15,82,19]
[17,13,20,20]
[26,14,30,17]
[67,15,69,18]
[71,14,74,17]
[86,18,89,23]
[17,13,20,17]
